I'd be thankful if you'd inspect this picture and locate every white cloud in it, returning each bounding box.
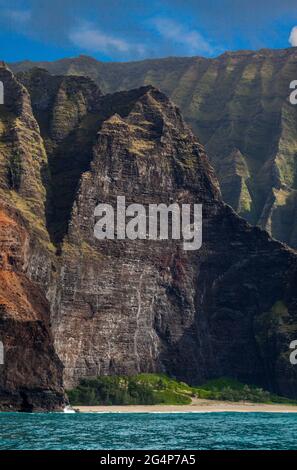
[3,9,31,23]
[69,23,145,57]
[289,26,297,47]
[152,18,214,55]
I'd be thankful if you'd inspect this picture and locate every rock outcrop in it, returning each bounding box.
[0,206,64,411]
[1,64,297,403]
[48,83,297,396]
[12,49,297,248]
[0,65,65,410]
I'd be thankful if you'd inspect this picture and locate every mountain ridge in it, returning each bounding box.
[1,64,297,409]
[10,46,296,68]
[10,48,297,249]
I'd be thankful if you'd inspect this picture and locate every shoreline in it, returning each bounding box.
[76,399,297,413]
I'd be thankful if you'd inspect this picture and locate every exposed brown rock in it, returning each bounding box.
[1,66,297,404]
[12,50,297,249]
[0,206,64,411]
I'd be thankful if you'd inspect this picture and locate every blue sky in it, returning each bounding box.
[0,0,297,62]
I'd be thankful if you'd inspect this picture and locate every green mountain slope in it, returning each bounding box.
[11,48,297,248]
[2,64,297,399]
[68,374,297,406]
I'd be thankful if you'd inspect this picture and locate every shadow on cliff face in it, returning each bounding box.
[154,292,294,396]
[157,319,270,392]
[17,68,162,247]
[155,205,297,398]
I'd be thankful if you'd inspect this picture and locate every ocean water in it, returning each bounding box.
[0,412,297,450]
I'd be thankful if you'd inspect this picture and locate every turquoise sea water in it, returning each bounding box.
[0,412,297,450]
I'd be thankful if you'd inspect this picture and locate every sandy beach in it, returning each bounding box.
[76,399,297,413]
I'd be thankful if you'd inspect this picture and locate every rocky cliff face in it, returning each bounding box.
[49,83,297,396]
[1,64,297,402]
[0,65,65,410]
[12,49,297,249]
[0,205,64,411]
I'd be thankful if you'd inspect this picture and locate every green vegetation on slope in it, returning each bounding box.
[13,50,297,248]
[67,374,297,406]
[67,374,192,406]
[194,377,297,404]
